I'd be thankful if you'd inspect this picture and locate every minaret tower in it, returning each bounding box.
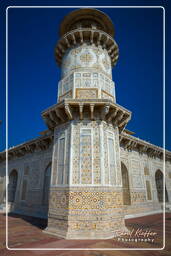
[42,9,131,239]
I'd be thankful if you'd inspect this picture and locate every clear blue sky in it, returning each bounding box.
[0,0,171,151]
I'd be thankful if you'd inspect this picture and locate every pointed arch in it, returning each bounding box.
[155,169,168,202]
[8,169,18,203]
[42,163,52,206]
[121,162,131,205]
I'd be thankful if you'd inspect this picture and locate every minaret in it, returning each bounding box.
[42,8,131,239]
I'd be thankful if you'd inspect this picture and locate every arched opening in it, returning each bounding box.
[121,162,131,205]
[155,169,168,202]
[42,163,52,207]
[0,177,5,204]
[8,169,18,203]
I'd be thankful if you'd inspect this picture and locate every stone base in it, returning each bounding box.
[45,186,127,239]
[44,227,115,239]
[45,216,127,239]
[44,225,129,239]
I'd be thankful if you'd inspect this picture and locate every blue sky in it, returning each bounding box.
[0,0,171,151]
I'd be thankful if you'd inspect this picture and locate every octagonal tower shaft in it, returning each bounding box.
[44,8,131,239]
[56,9,119,103]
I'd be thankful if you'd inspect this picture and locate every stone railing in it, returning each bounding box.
[57,71,115,102]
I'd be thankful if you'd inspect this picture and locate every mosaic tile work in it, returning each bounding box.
[80,129,92,184]
[93,126,101,184]
[71,123,80,184]
[47,186,126,238]
[108,137,116,185]
[71,121,119,186]
[104,131,110,185]
[72,121,100,185]
[76,88,97,99]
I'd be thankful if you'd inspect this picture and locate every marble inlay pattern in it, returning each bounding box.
[80,129,92,184]
[61,45,112,78]
[58,71,115,102]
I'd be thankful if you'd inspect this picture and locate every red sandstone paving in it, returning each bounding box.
[0,213,171,256]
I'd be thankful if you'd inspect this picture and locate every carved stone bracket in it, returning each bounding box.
[79,103,84,120]
[42,99,131,133]
[64,103,73,120]
[107,108,117,122]
[55,28,119,66]
[101,104,110,120]
[90,103,95,120]
[55,109,65,122]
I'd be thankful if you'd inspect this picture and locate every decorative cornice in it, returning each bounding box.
[120,132,171,162]
[1,126,171,164]
[0,134,53,163]
[41,99,131,132]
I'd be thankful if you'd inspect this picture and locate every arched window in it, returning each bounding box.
[121,162,131,205]
[0,177,5,204]
[42,163,51,206]
[8,169,18,203]
[155,169,168,202]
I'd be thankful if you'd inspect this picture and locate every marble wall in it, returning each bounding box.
[61,44,112,78]
[0,146,53,218]
[0,134,171,221]
[50,120,122,187]
[120,147,171,217]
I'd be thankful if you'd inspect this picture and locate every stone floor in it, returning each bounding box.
[0,213,171,256]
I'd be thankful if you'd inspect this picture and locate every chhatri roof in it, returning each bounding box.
[60,8,115,37]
